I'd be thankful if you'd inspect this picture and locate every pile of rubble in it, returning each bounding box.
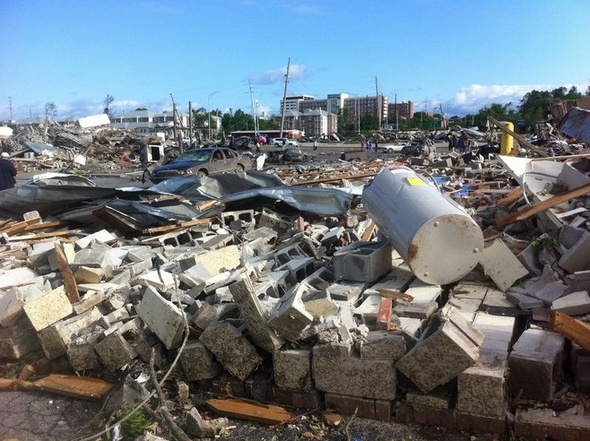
[2,115,590,440]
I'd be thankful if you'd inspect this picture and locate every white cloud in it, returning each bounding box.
[250,64,308,85]
[445,82,588,116]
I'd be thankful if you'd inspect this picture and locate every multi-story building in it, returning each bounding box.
[293,93,389,130]
[111,109,189,135]
[388,101,415,124]
[298,109,338,137]
[280,95,315,114]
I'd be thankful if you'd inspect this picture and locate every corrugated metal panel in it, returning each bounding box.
[558,107,590,144]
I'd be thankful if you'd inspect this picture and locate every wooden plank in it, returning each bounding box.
[207,398,291,425]
[360,219,376,241]
[142,218,212,235]
[550,311,590,353]
[6,230,82,241]
[23,220,69,232]
[54,242,80,303]
[496,182,590,227]
[0,374,112,400]
[1,218,41,235]
[376,288,414,303]
[496,187,524,208]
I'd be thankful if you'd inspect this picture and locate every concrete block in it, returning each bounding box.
[199,321,262,381]
[74,266,104,284]
[326,281,364,302]
[508,328,565,401]
[505,291,544,310]
[392,300,438,320]
[480,239,529,291]
[517,241,543,276]
[268,283,314,342]
[275,257,321,285]
[405,388,452,409]
[0,266,38,290]
[551,290,590,315]
[73,248,116,276]
[257,208,293,234]
[571,344,590,392]
[529,280,569,304]
[457,364,506,417]
[23,285,74,331]
[360,331,406,361]
[0,284,44,327]
[303,290,339,318]
[333,241,392,283]
[37,307,103,359]
[47,242,76,272]
[95,321,140,371]
[273,348,313,390]
[137,286,184,350]
[0,316,41,359]
[313,342,396,400]
[28,239,60,270]
[67,334,102,371]
[564,269,590,292]
[179,340,221,381]
[134,269,177,291]
[192,245,241,275]
[228,274,284,352]
[75,229,118,249]
[558,231,590,273]
[395,309,482,393]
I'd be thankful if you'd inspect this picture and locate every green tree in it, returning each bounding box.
[564,86,582,99]
[519,90,553,122]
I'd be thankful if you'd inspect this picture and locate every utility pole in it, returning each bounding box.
[280,57,290,138]
[188,101,192,149]
[395,93,399,132]
[208,91,220,140]
[375,76,381,130]
[248,81,258,136]
[170,93,180,150]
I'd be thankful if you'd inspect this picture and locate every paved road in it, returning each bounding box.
[0,390,102,441]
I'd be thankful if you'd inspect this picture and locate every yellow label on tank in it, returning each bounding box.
[407,176,426,186]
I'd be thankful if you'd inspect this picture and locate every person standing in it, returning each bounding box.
[0,152,17,190]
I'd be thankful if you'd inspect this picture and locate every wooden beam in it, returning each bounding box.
[54,242,80,303]
[496,181,590,227]
[206,398,291,425]
[496,187,524,208]
[550,311,590,353]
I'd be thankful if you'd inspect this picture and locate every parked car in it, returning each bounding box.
[272,138,299,147]
[149,147,251,183]
[401,144,424,156]
[265,145,304,163]
[381,142,409,153]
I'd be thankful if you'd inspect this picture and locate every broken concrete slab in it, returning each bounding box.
[551,290,590,316]
[480,238,530,291]
[23,285,74,332]
[137,286,185,350]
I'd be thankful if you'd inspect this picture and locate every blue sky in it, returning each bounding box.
[1,0,589,122]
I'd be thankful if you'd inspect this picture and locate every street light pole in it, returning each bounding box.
[208,91,220,140]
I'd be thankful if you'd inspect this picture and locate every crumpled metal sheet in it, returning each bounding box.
[559,106,590,144]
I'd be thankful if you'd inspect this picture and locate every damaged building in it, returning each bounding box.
[1,111,590,440]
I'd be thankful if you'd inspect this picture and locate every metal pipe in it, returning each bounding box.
[362,167,484,285]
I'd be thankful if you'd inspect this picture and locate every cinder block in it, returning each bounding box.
[558,231,590,273]
[228,275,284,352]
[94,318,144,371]
[395,308,483,393]
[23,285,74,332]
[179,340,221,381]
[137,286,184,350]
[457,364,506,417]
[313,342,396,400]
[268,283,314,342]
[333,241,392,283]
[508,328,565,401]
[37,307,103,359]
[360,331,406,361]
[273,348,313,390]
[0,284,44,327]
[199,321,262,381]
[0,316,41,359]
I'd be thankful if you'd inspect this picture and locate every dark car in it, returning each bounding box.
[401,144,424,156]
[149,147,251,183]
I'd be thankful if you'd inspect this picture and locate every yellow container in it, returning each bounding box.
[500,121,514,155]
